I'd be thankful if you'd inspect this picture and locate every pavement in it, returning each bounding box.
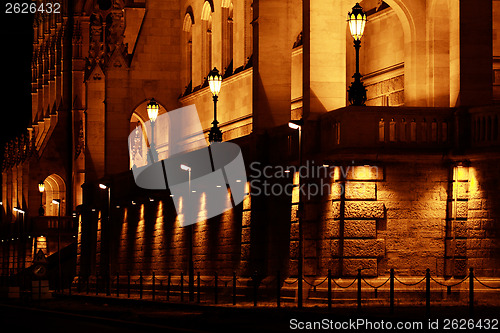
[0,293,499,332]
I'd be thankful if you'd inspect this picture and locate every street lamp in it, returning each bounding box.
[208,67,223,143]
[38,181,45,216]
[99,182,112,296]
[13,207,26,280]
[288,119,304,308]
[180,163,194,301]
[147,98,159,163]
[52,199,62,292]
[347,3,367,106]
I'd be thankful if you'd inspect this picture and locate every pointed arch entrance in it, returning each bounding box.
[128,100,169,169]
[41,173,66,216]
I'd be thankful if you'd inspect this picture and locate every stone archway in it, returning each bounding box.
[41,173,66,216]
[128,100,169,169]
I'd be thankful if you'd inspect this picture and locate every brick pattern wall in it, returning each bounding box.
[377,163,448,276]
[467,162,500,277]
[100,160,500,279]
[315,163,455,277]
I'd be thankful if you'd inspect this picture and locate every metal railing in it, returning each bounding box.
[54,267,500,315]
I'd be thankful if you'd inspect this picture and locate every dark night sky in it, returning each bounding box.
[0,9,34,151]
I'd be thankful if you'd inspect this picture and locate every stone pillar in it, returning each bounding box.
[252,0,291,131]
[303,0,349,117]
[450,0,493,107]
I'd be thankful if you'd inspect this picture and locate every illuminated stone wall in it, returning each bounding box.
[106,158,500,279]
[115,198,244,276]
[466,162,500,277]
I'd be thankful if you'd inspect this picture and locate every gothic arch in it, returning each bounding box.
[183,6,195,31]
[183,10,194,93]
[41,174,66,216]
[221,0,232,8]
[201,1,214,79]
[354,0,419,105]
[201,0,214,21]
[128,100,169,169]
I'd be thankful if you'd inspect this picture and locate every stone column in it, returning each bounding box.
[303,0,349,117]
[252,0,291,131]
[450,0,493,107]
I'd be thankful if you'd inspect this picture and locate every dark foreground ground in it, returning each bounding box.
[0,295,499,332]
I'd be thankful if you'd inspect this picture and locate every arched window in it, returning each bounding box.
[182,10,194,93]
[221,1,234,76]
[201,1,214,81]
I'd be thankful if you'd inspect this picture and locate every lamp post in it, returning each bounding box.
[38,182,45,216]
[208,67,223,143]
[99,182,112,296]
[288,119,303,308]
[52,199,61,292]
[180,163,194,302]
[147,98,159,163]
[347,3,367,106]
[13,207,26,279]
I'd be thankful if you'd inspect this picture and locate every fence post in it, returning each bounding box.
[139,271,143,299]
[152,272,156,300]
[214,272,218,304]
[107,271,111,296]
[116,272,120,298]
[253,271,258,307]
[425,268,430,316]
[469,267,474,315]
[180,272,184,302]
[78,274,81,293]
[96,273,99,296]
[277,270,281,308]
[390,268,394,315]
[357,269,362,311]
[328,269,332,311]
[232,271,237,306]
[197,272,200,303]
[127,271,131,298]
[167,272,171,301]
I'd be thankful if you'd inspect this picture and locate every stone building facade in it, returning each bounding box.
[1,0,500,290]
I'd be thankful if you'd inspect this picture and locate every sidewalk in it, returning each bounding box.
[2,292,500,333]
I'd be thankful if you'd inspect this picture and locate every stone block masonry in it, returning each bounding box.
[313,161,474,278]
[104,159,500,282]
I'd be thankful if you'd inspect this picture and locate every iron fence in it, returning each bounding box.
[4,267,500,314]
